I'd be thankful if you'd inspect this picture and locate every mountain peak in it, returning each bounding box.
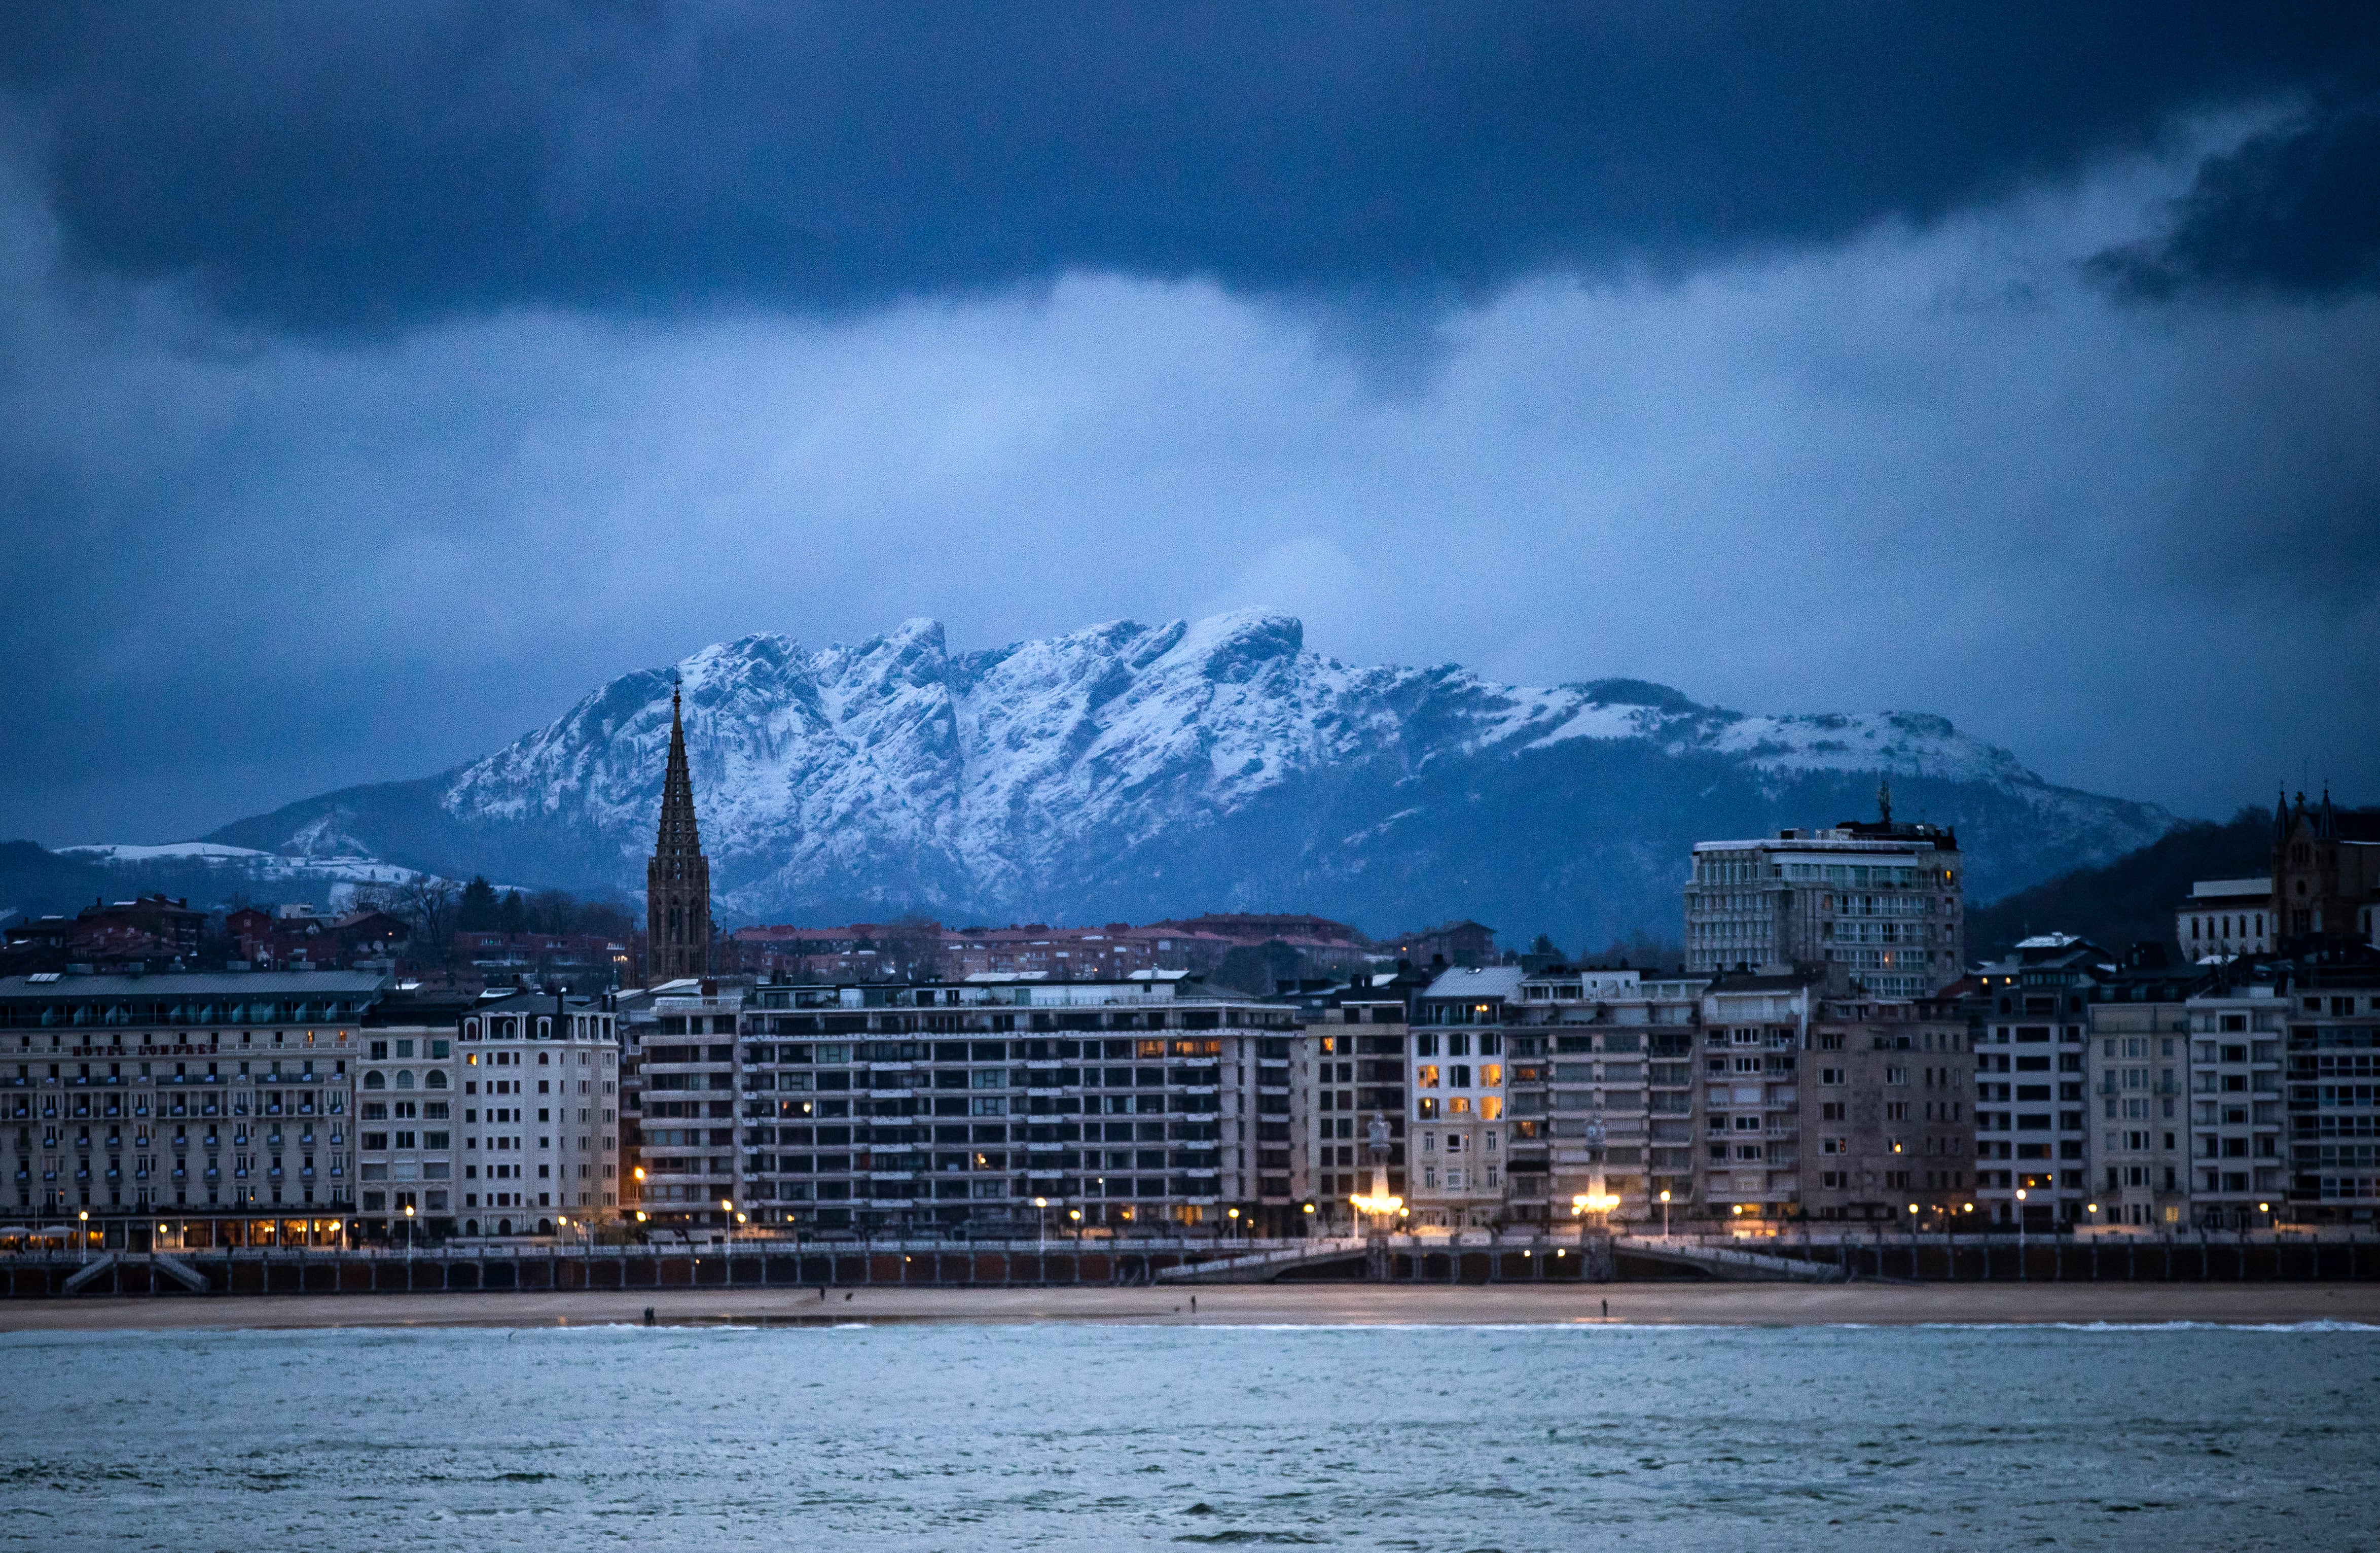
[202,614,2175,943]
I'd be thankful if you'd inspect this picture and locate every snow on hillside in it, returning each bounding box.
[427,611,2163,907]
[181,610,2176,934]
[60,842,419,886]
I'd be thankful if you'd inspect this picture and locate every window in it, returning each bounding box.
[1819,1068,1845,1085]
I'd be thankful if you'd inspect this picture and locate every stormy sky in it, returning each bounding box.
[3,3,2376,845]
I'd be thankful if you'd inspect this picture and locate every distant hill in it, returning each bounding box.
[0,840,118,923]
[0,840,420,926]
[1966,808,2278,960]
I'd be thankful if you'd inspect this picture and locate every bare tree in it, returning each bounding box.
[344,882,404,918]
[880,913,947,981]
[527,888,580,936]
[396,875,460,951]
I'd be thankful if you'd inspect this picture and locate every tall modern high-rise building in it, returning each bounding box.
[1683,781,1964,998]
[645,678,712,983]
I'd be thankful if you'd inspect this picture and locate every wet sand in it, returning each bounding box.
[3,1280,2374,1331]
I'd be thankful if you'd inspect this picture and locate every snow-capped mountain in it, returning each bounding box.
[200,611,2175,946]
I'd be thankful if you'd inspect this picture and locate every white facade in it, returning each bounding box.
[2184,986,2288,1226]
[1696,977,1814,1215]
[2085,1000,2189,1229]
[2176,878,2274,963]
[355,1016,459,1229]
[1686,829,1963,998]
[453,992,621,1237]
[1408,967,1519,1227]
[1507,968,1705,1224]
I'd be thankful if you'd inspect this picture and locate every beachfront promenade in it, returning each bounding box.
[6,1226,2379,1299]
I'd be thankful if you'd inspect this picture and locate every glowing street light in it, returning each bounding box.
[1657,1188,1672,1238]
[1571,1190,1620,1221]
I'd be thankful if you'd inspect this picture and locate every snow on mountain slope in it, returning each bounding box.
[201,611,2177,941]
[58,842,419,887]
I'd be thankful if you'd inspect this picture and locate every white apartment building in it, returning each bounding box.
[2083,951,2198,1230]
[640,973,1304,1238]
[1684,812,1963,998]
[2183,984,2289,1227]
[356,993,472,1238]
[1696,972,1817,1219]
[1407,967,1520,1227]
[1972,938,2097,1228]
[451,989,621,1238]
[2177,878,2274,963]
[1280,971,1421,1234]
[2279,958,2380,1222]
[1500,966,1705,1226]
[0,970,375,1246]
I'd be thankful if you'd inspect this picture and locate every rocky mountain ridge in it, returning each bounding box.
[197,611,2176,948]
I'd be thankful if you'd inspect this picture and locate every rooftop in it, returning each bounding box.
[0,970,391,999]
[1420,965,1526,1001]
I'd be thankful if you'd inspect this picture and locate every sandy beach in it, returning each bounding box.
[2,1280,2373,1332]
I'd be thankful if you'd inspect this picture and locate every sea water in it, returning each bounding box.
[4,1322,2374,1550]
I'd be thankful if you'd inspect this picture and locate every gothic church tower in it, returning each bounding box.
[645,677,712,982]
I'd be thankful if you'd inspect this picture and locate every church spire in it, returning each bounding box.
[646,672,711,982]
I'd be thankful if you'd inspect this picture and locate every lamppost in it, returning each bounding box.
[2014,1187,2027,1262]
[1581,1118,1608,1228]
[1658,1188,1671,1240]
[1571,1190,1619,1227]
[403,1202,415,1257]
[1033,1195,1049,1250]
[77,1208,89,1264]
[1067,1207,1082,1241]
[1227,1206,1240,1241]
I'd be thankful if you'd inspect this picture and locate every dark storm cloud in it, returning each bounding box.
[5,2,2376,333]
[2095,95,2380,297]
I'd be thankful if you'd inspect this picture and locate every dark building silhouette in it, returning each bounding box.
[645,678,712,983]
[2271,788,2380,944]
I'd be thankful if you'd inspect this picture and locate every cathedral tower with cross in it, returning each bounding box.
[645,676,712,983]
